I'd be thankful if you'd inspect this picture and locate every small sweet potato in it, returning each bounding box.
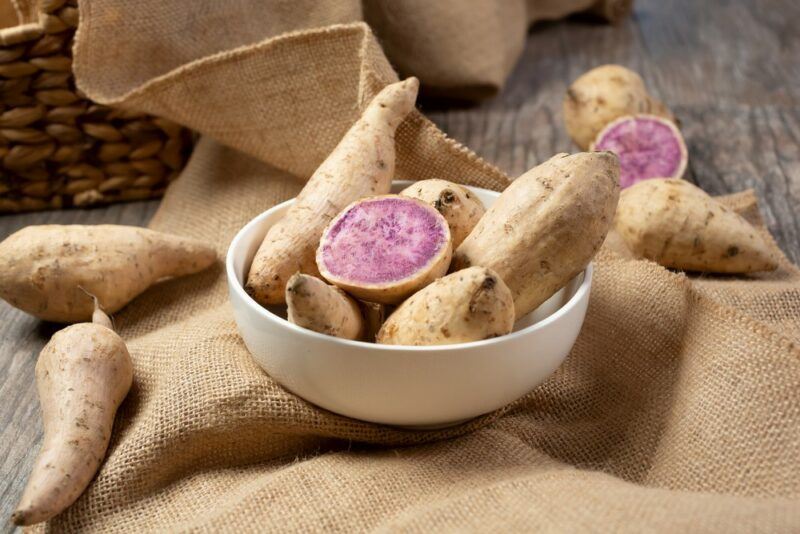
[614,178,778,273]
[246,77,420,306]
[12,303,132,526]
[452,152,620,318]
[377,266,514,346]
[286,273,364,340]
[0,224,216,323]
[400,179,486,248]
[563,64,674,150]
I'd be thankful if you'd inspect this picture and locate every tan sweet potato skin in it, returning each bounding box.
[614,179,778,273]
[316,195,453,305]
[245,77,420,306]
[452,152,620,318]
[377,266,514,346]
[400,179,486,248]
[0,224,216,323]
[564,64,674,150]
[286,273,364,340]
[12,317,132,526]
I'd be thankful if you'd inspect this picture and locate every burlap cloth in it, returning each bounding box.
[29,0,800,531]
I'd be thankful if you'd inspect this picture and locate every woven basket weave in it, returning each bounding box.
[0,0,191,213]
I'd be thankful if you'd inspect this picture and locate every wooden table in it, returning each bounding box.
[1,0,798,528]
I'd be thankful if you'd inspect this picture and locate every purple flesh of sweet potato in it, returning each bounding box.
[317,196,452,304]
[592,114,687,188]
[321,197,447,283]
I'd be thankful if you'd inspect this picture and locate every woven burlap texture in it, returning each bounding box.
[32,1,800,531]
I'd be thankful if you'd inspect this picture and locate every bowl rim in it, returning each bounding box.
[226,185,594,353]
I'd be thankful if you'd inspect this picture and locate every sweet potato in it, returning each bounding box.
[245,77,420,306]
[316,195,452,305]
[12,302,133,526]
[614,178,778,273]
[286,273,364,340]
[452,152,619,318]
[0,224,216,323]
[591,114,687,188]
[400,179,486,248]
[377,266,514,346]
[563,64,674,150]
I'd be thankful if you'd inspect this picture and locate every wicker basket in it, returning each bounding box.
[0,0,191,213]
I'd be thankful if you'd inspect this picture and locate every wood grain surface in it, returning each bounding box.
[1,0,798,529]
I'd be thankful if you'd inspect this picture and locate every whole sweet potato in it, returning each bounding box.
[377,266,514,346]
[12,303,133,526]
[0,224,216,322]
[614,179,778,273]
[286,273,364,340]
[452,152,620,318]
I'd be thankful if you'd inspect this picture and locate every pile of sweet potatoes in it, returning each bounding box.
[563,65,778,273]
[0,225,217,525]
[244,78,621,346]
[1,67,780,526]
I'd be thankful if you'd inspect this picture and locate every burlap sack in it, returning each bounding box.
[27,0,800,531]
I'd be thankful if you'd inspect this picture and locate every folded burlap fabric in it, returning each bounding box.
[29,0,800,531]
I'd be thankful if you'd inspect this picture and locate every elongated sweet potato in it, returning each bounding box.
[377,266,514,346]
[286,273,364,340]
[614,178,778,273]
[400,179,486,248]
[564,64,674,150]
[452,152,620,318]
[245,77,420,306]
[316,195,452,304]
[0,224,216,323]
[12,303,133,526]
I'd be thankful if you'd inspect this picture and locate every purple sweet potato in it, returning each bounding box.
[591,114,687,189]
[316,195,452,304]
[563,64,675,150]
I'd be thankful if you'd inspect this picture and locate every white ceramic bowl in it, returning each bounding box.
[227,181,592,428]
